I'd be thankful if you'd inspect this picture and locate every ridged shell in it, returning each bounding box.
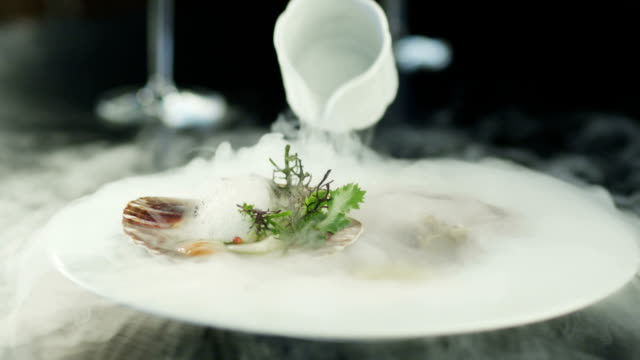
[321,217,363,254]
[122,197,197,255]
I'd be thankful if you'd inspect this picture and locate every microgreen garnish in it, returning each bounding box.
[237,145,365,248]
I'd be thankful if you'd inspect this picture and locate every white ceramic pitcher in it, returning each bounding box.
[274,0,398,132]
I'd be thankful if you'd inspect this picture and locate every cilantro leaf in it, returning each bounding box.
[237,146,366,250]
[316,184,365,234]
[331,183,366,211]
[317,213,351,234]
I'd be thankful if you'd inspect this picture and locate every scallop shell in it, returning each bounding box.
[122,196,363,257]
[315,217,363,255]
[122,197,198,255]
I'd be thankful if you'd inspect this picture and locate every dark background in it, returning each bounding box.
[1,1,639,129]
[2,3,640,359]
[1,1,640,194]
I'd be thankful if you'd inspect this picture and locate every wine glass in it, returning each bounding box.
[95,0,227,129]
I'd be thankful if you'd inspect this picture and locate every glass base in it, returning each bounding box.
[96,86,228,129]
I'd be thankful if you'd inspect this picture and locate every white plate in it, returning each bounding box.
[47,160,640,339]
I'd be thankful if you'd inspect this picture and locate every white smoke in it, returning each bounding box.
[0,136,146,359]
[1,122,640,360]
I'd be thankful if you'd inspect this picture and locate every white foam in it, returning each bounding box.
[188,175,274,242]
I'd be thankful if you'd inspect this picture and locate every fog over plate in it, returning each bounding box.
[47,133,639,339]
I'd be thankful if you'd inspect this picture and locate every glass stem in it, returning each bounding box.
[382,0,407,41]
[147,0,176,95]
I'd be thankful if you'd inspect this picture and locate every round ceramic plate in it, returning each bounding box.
[47,160,640,339]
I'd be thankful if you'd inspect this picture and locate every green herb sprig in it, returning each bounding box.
[237,145,365,248]
[236,203,290,238]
